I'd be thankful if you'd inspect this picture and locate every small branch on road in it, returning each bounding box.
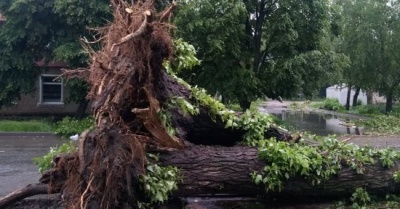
[0,183,57,208]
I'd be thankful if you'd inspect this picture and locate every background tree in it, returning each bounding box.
[0,0,110,116]
[338,0,373,109]
[338,0,400,113]
[173,0,256,108]
[174,0,347,109]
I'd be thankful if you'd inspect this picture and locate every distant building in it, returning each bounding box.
[0,13,81,117]
[0,13,5,22]
[326,85,385,106]
[0,61,81,117]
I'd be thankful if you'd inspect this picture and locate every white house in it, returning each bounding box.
[326,85,386,106]
[326,85,367,106]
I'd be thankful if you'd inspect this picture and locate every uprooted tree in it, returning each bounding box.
[2,0,400,208]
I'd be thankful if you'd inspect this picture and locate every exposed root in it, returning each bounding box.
[0,1,305,208]
[0,183,54,208]
[81,36,105,44]
[159,0,177,22]
[111,10,152,52]
[51,1,185,207]
[80,176,94,209]
[60,68,90,81]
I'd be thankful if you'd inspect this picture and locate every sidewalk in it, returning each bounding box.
[0,134,67,197]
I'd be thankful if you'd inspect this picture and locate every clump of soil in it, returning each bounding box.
[6,196,63,209]
[49,0,184,208]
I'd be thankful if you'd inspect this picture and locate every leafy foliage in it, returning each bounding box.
[360,115,400,135]
[321,98,345,111]
[33,141,76,173]
[158,109,178,137]
[174,0,346,108]
[174,0,255,107]
[137,154,179,208]
[0,0,110,107]
[54,116,94,137]
[351,105,384,116]
[252,134,400,192]
[165,39,275,144]
[351,188,371,208]
[338,0,400,112]
[190,86,274,145]
[393,171,400,183]
[253,136,339,192]
[164,38,200,74]
[311,98,344,111]
[167,96,199,117]
[34,147,179,208]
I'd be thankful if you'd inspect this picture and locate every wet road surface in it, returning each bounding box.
[0,133,68,197]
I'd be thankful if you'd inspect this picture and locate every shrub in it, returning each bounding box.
[351,187,371,208]
[33,141,76,173]
[322,98,344,111]
[352,105,383,115]
[289,102,301,109]
[360,115,400,134]
[54,116,94,137]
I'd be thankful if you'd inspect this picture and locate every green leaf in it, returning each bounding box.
[254,174,262,185]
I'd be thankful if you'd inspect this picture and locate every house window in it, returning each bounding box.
[39,74,64,105]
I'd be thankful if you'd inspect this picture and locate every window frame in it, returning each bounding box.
[38,74,64,105]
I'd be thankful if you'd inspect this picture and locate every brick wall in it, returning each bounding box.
[0,68,84,117]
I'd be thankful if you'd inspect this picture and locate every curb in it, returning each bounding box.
[0,132,56,137]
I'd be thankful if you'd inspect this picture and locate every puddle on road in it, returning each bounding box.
[272,110,364,136]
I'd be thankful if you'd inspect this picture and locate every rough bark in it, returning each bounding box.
[160,146,264,197]
[345,84,352,110]
[367,91,374,105]
[3,145,400,208]
[0,184,54,208]
[0,1,294,208]
[386,91,393,113]
[159,146,400,199]
[352,86,360,107]
[74,99,89,119]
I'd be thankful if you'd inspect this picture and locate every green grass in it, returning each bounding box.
[309,101,324,109]
[357,115,400,135]
[250,99,264,111]
[295,99,400,135]
[223,99,266,112]
[350,104,400,116]
[0,120,55,132]
[54,116,94,137]
[305,100,400,117]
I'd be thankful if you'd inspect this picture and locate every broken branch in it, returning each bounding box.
[111,10,152,52]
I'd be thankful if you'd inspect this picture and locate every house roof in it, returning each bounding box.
[0,13,5,25]
[35,59,68,68]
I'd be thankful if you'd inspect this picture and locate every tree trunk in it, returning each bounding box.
[0,184,51,208]
[352,86,360,107]
[3,145,400,208]
[386,91,393,113]
[367,91,374,105]
[47,1,300,207]
[74,99,89,119]
[6,1,382,208]
[345,84,352,110]
[159,146,400,199]
[239,98,251,111]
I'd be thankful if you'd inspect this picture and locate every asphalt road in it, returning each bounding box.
[0,119,399,202]
[0,133,68,197]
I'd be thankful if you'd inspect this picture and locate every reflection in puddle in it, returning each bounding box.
[274,110,364,136]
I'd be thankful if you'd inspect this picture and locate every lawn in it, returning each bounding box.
[0,120,54,132]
